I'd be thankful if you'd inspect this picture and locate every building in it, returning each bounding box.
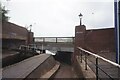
[1,21,34,49]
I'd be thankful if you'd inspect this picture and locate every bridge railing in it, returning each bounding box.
[78,47,120,80]
[34,37,75,43]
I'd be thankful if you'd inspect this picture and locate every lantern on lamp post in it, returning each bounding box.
[78,13,83,26]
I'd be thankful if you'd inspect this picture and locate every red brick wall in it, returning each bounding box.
[74,26,115,53]
[2,21,28,40]
[85,28,115,53]
[74,26,116,63]
[73,25,86,62]
[2,21,34,49]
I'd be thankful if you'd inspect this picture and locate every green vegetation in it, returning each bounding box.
[0,3,2,22]
[0,2,9,22]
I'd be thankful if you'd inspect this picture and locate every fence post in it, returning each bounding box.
[96,57,99,80]
[80,50,82,63]
[85,52,87,70]
[56,38,57,43]
[72,37,74,44]
[118,66,120,79]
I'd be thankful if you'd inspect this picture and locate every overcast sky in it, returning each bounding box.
[2,0,114,37]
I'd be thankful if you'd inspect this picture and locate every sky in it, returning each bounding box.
[2,0,114,37]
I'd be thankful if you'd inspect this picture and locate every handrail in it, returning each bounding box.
[78,47,120,80]
[78,47,120,68]
[35,37,75,38]
[35,37,75,43]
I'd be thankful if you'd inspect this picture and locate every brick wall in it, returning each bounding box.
[74,25,116,61]
[2,21,34,49]
[85,28,115,53]
[2,21,28,40]
[73,25,86,62]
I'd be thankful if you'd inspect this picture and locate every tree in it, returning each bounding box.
[0,2,2,22]
[0,2,9,22]
[2,7,9,21]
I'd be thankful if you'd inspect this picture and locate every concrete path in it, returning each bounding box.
[2,54,50,78]
[52,63,78,78]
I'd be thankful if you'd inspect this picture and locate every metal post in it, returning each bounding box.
[56,38,57,43]
[81,51,82,63]
[114,0,119,64]
[42,44,43,53]
[80,18,82,26]
[118,66,120,79]
[96,57,99,80]
[85,52,87,70]
[72,37,74,44]
[79,13,83,26]
[43,38,45,43]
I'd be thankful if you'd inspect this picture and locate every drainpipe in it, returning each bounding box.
[114,0,119,64]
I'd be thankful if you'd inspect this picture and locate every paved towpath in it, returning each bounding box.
[52,63,79,78]
[3,54,50,78]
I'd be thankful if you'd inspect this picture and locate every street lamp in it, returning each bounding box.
[29,24,32,32]
[78,13,83,26]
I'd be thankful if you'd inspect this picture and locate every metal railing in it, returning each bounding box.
[78,47,120,80]
[34,37,75,43]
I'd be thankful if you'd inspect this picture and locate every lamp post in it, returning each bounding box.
[29,24,32,32]
[78,13,83,26]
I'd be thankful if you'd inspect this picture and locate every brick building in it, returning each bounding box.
[1,21,34,49]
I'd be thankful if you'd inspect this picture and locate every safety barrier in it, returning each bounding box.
[35,37,75,43]
[78,47,120,80]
